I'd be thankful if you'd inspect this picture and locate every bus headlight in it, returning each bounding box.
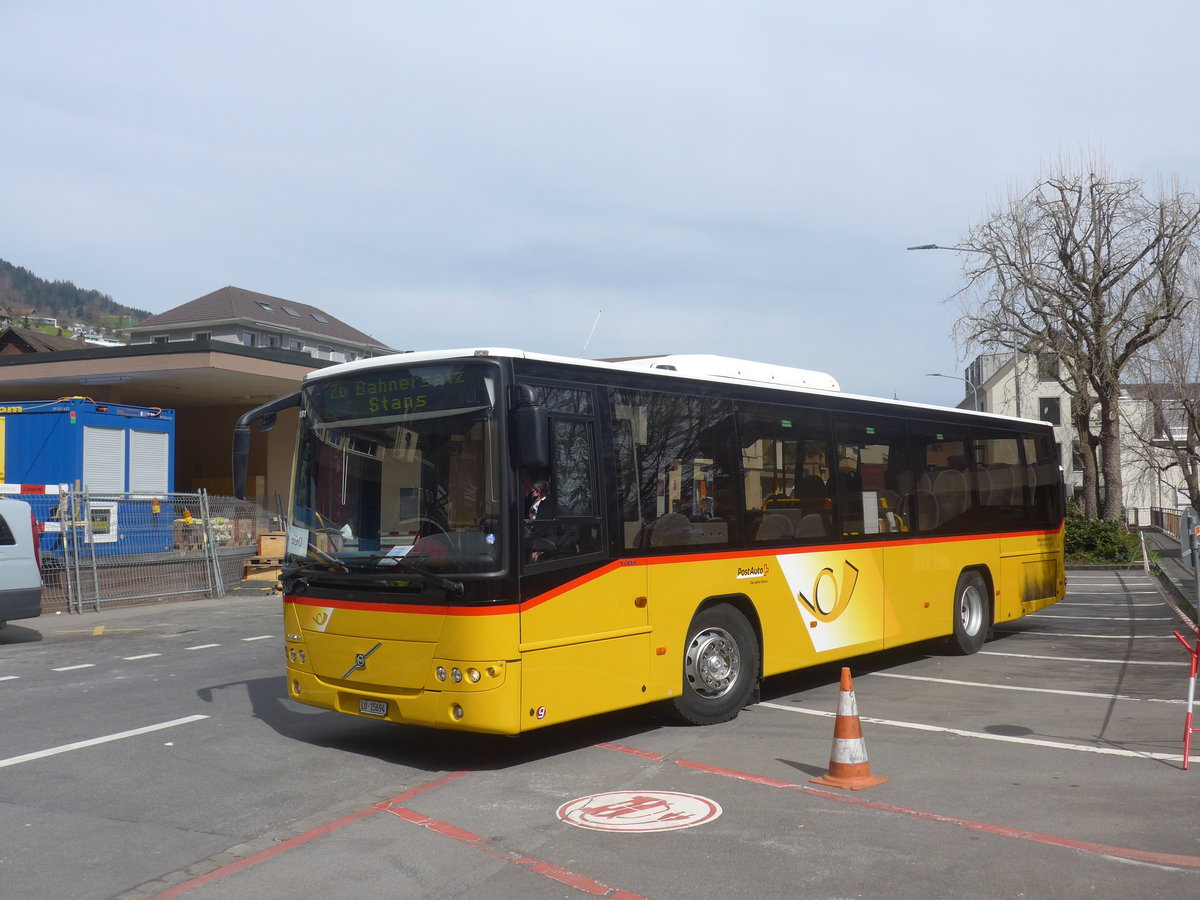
[451,667,463,683]
[436,666,447,681]
[467,668,481,683]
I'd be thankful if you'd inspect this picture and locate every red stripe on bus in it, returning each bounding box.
[285,594,517,616]
[285,524,1062,616]
[518,525,1062,610]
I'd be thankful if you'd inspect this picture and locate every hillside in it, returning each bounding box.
[0,258,149,332]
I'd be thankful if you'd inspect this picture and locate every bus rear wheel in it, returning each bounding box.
[668,605,759,725]
[949,570,989,655]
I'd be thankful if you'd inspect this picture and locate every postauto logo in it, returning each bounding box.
[735,563,770,579]
[795,559,860,623]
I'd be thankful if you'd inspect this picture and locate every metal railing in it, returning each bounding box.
[29,490,277,613]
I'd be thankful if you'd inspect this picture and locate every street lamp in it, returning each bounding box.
[926,372,980,411]
[909,242,1022,418]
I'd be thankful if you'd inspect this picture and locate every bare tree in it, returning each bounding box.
[951,155,1200,519]
[1126,277,1200,515]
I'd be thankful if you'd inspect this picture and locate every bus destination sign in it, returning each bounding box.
[309,365,493,421]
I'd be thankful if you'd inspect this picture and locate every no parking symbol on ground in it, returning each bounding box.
[557,791,722,833]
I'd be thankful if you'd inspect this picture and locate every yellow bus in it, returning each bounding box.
[233,349,1064,734]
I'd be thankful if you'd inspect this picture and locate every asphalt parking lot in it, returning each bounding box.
[4,568,1198,900]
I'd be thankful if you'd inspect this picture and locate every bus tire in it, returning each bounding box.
[668,605,760,725]
[949,570,989,655]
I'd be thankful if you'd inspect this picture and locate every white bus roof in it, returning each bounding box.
[305,348,1047,427]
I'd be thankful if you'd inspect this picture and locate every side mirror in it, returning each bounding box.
[232,392,301,499]
[512,385,549,470]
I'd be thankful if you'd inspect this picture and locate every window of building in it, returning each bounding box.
[1038,397,1061,425]
[283,306,302,318]
[152,335,169,344]
[256,301,274,312]
[311,312,329,324]
[193,331,211,341]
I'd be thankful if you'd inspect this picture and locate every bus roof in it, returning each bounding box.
[304,347,1050,428]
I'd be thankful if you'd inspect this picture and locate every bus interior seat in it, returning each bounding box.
[795,474,827,499]
[917,488,939,531]
[650,513,693,548]
[933,468,969,523]
[754,512,794,542]
[796,513,827,538]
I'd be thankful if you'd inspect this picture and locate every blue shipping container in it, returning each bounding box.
[0,398,176,556]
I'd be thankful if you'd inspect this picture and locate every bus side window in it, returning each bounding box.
[524,417,601,564]
[736,403,832,543]
[830,413,910,538]
[612,389,736,551]
[909,422,977,534]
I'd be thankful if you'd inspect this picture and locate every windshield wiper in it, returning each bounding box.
[282,552,465,597]
[357,553,465,597]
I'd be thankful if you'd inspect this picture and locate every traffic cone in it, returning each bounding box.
[810,667,888,790]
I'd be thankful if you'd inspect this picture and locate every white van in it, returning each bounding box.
[0,497,43,627]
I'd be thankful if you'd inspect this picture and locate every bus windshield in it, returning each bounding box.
[290,361,503,579]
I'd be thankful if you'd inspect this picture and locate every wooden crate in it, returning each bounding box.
[243,561,282,582]
[258,532,287,557]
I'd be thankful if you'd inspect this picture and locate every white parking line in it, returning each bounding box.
[1065,590,1159,594]
[185,644,220,650]
[123,653,162,660]
[0,675,18,682]
[52,664,96,672]
[1030,614,1172,621]
[1057,601,1162,607]
[241,635,273,642]
[981,650,1186,666]
[992,631,1167,639]
[758,703,1183,762]
[871,671,1183,704]
[0,715,210,769]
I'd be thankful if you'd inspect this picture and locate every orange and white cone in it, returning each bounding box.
[810,667,888,790]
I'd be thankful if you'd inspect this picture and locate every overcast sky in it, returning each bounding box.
[3,1,1198,408]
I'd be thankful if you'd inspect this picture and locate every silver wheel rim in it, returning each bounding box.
[960,581,985,636]
[684,626,741,699]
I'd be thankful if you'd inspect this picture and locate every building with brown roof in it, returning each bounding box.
[127,285,395,361]
[0,324,91,355]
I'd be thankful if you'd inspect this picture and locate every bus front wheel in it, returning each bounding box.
[949,570,989,655]
[668,605,760,725]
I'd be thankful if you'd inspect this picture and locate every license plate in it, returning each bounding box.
[359,699,388,717]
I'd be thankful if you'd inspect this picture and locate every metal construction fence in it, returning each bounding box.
[22,489,278,613]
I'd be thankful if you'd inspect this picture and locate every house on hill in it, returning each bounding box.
[127,285,395,362]
[0,323,90,355]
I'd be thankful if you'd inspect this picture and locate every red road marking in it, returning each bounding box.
[143,769,644,899]
[674,758,1200,870]
[143,804,383,899]
[380,804,645,896]
[597,742,665,760]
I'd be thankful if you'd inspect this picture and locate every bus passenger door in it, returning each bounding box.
[518,404,649,725]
